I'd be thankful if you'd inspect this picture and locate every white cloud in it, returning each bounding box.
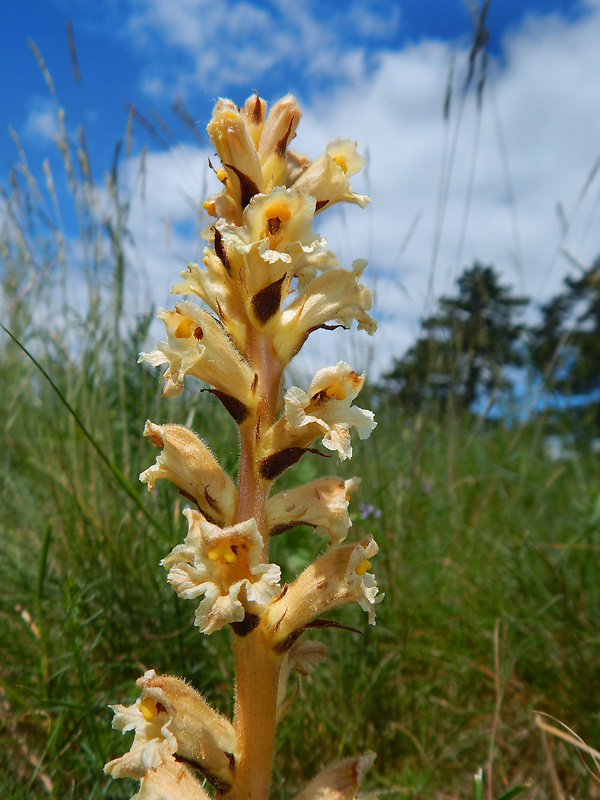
[123,0,400,98]
[24,96,60,144]
[120,2,600,383]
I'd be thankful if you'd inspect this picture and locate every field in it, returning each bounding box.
[1,306,600,798]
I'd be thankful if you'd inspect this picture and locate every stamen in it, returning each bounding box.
[139,697,158,721]
[216,168,228,182]
[326,381,346,401]
[355,559,372,576]
[333,155,348,173]
[202,200,216,216]
[208,541,238,564]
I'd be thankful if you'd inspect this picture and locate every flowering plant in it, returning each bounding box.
[105,92,381,800]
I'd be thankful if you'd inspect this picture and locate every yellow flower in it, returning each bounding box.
[140,421,237,527]
[162,510,281,634]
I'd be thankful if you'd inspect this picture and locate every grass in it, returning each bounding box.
[2,41,600,800]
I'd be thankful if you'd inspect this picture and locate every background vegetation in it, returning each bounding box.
[2,31,600,800]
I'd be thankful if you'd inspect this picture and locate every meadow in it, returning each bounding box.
[2,54,600,800]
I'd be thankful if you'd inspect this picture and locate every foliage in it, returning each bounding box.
[384,263,529,415]
[530,258,600,429]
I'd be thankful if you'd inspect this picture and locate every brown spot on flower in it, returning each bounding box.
[251,92,263,123]
[194,326,203,340]
[223,163,259,208]
[202,389,250,424]
[276,117,295,157]
[267,216,281,235]
[315,199,329,211]
[230,612,259,637]
[213,227,231,276]
[251,274,287,324]
[260,447,328,481]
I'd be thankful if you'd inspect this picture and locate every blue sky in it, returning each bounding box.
[2,0,600,377]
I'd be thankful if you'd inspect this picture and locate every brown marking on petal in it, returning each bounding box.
[251,92,263,123]
[174,754,231,793]
[194,325,203,340]
[213,226,232,276]
[146,428,164,447]
[271,608,288,635]
[204,486,220,512]
[289,323,345,360]
[274,618,362,654]
[267,216,281,235]
[315,199,329,211]
[255,415,261,445]
[178,488,220,524]
[155,702,167,715]
[274,629,303,654]
[223,162,259,208]
[269,521,314,537]
[215,298,226,322]
[251,372,259,393]
[260,448,309,480]
[315,577,327,590]
[251,273,287,325]
[231,612,260,637]
[230,544,239,556]
[201,388,250,424]
[272,583,288,603]
[276,117,295,157]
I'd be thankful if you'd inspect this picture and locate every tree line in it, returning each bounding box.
[381,258,600,429]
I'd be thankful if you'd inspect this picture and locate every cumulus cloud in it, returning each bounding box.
[119,1,600,380]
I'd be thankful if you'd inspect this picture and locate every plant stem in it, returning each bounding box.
[229,329,285,797]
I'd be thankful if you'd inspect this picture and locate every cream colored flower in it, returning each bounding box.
[294,138,370,211]
[293,751,376,800]
[104,675,177,780]
[162,510,281,634]
[140,421,237,527]
[105,669,235,793]
[132,761,210,800]
[265,535,383,650]
[139,302,255,421]
[137,670,236,791]
[263,362,375,461]
[273,260,376,363]
[266,476,360,545]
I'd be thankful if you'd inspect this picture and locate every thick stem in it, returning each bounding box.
[228,329,285,799]
[229,630,282,800]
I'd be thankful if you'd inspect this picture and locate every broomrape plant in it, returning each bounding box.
[104,92,382,800]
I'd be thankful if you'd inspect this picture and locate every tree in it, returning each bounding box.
[530,258,600,398]
[385,263,529,414]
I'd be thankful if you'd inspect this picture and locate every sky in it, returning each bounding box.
[2,0,600,382]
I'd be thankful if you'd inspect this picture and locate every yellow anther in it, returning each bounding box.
[333,155,348,173]
[174,317,194,338]
[355,559,372,576]
[216,168,228,182]
[265,203,292,222]
[202,200,216,216]
[326,381,346,401]
[345,492,352,502]
[208,541,237,564]
[139,697,158,721]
